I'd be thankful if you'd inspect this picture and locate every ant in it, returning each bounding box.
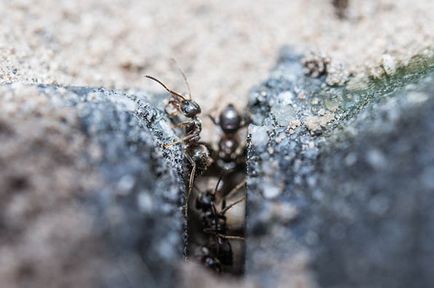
[194,177,246,272]
[208,104,250,174]
[145,69,212,213]
[332,0,349,19]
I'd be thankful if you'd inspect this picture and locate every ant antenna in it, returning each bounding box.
[206,114,218,126]
[193,183,201,192]
[145,75,186,100]
[220,196,245,215]
[223,179,246,200]
[170,58,192,100]
[212,176,223,195]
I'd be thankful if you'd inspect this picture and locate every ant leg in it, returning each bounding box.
[217,234,244,241]
[163,139,183,148]
[223,179,246,200]
[174,120,193,128]
[192,183,201,193]
[163,134,195,148]
[220,196,246,215]
[206,114,218,126]
[185,153,197,215]
[164,100,180,117]
[238,145,248,161]
[212,176,223,196]
[202,228,245,241]
[241,112,252,127]
[166,109,179,117]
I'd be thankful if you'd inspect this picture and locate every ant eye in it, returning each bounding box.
[182,100,201,117]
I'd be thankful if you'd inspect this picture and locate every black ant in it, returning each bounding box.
[194,177,246,272]
[145,70,212,213]
[208,104,250,174]
[332,0,349,19]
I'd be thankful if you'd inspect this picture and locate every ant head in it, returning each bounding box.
[219,104,241,134]
[203,255,222,272]
[145,75,200,117]
[181,100,201,118]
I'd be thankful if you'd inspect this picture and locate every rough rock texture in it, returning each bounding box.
[246,48,434,288]
[0,84,184,288]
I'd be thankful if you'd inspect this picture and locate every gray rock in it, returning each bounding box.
[0,84,185,288]
[246,48,434,288]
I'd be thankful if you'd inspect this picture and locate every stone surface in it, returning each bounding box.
[0,84,185,288]
[246,48,434,287]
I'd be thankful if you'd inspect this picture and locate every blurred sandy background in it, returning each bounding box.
[1,0,433,133]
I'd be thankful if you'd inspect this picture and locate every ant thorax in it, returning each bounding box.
[184,118,202,138]
[164,99,179,116]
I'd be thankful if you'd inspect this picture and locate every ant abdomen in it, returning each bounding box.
[189,144,212,172]
[216,238,233,266]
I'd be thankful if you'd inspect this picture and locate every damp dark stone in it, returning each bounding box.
[246,47,434,288]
